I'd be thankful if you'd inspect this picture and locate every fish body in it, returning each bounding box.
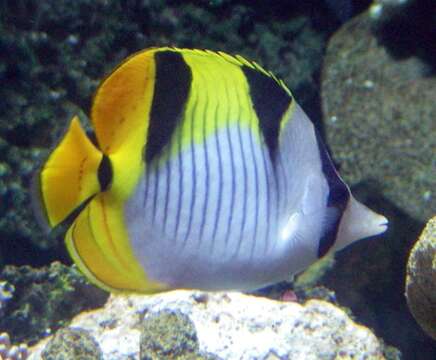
[33,48,388,293]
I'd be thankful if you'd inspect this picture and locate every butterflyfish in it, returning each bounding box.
[33,47,388,293]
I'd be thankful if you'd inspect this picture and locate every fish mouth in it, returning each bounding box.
[377,216,389,233]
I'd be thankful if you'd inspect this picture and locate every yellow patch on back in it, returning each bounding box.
[157,49,261,160]
[91,50,156,155]
[91,49,157,201]
[55,48,165,293]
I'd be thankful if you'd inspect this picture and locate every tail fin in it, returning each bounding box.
[33,116,103,229]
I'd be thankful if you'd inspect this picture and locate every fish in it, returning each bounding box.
[33,47,388,293]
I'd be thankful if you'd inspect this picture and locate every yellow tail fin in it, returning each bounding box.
[34,116,103,228]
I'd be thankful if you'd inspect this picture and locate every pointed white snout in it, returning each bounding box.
[334,196,388,252]
[372,213,389,235]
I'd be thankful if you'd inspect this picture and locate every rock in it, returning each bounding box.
[0,332,29,360]
[321,10,435,222]
[29,291,385,360]
[41,328,103,360]
[140,311,195,359]
[139,310,214,360]
[406,215,436,340]
[320,10,436,358]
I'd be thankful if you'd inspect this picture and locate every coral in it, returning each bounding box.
[0,281,14,318]
[0,262,108,344]
[140,310,215,360]
[0,333,28,360]
[41,328,102,360]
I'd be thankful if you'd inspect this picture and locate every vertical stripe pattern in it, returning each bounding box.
[124,48,301,290]
[47,46,377,295]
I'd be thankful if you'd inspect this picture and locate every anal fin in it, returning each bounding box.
[65,195,166,293]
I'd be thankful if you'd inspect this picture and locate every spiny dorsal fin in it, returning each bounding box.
[172,48,294,159]
[175,48,292,98]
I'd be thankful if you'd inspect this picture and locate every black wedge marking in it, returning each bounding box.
[315,130,350,258]
[174,126,184,237]
[98,154,112,192]
[242,66,292,160]
[248,125,260,257]
[145,51,192,163]
[199,94,210,243]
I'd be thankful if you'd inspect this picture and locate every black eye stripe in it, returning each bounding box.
[98,154,112,192]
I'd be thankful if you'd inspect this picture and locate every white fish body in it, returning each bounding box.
[34,48,388,293]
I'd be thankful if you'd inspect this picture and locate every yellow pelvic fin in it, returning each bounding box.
[65,193,166,293]
[37,116,102,228]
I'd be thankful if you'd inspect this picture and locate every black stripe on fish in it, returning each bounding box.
[145,51,192,163]
[174,125,184,237]
[241,65,292,160]
[183,90,199,248]
[236,121,248,257]
[315,130,350,258]
[98,154,112,192]
[199,94,210,243]
[224,84,236,248]
[250,126,261,257]
[211,101,224,251]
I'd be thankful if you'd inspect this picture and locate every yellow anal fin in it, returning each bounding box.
[37,116,102,228]
[66,195,166,294]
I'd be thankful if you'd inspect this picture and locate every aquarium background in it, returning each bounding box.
[0,0,435,358]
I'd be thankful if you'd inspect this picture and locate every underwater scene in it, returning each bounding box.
[0,0,435,359]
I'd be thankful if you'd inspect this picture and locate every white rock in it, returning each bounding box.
[29,291,384,360]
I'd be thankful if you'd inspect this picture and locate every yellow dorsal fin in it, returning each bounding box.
[35,116,102,228]
[91,47,290,157]
[175,48,292,97]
